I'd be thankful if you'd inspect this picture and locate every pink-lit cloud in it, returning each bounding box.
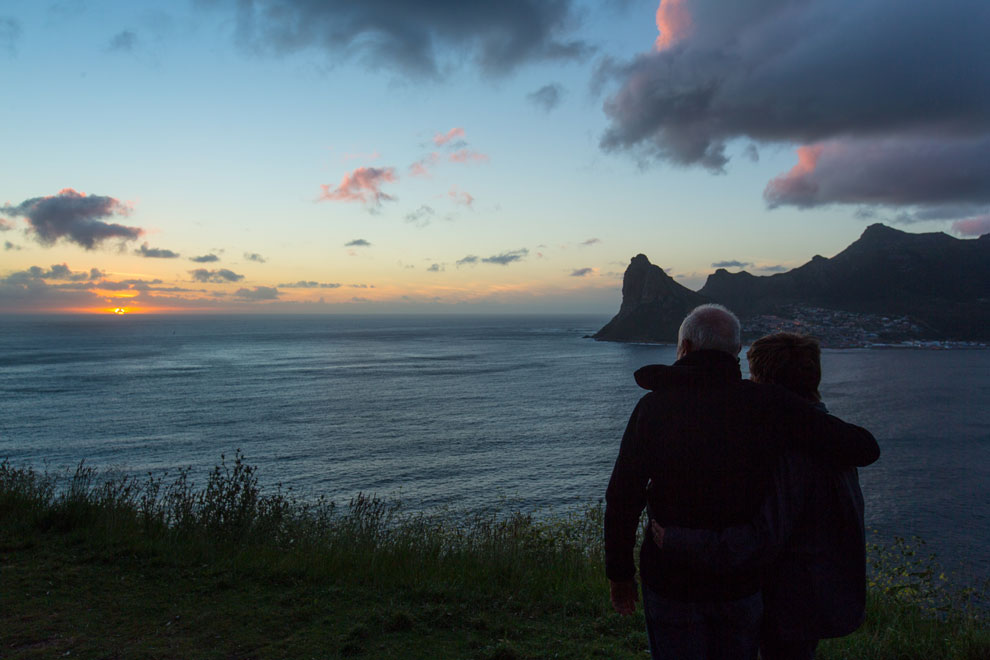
[319,166,398,208]
[0,217,14,231]
[764,137,990,210]
[449,187,474,207]
[654,0,692,51]
[602,0,990,223]
[952,216,990,237]
[434,127,465,146]
[409,153,440,177]
[449,149,489,164]
[1,188,141,249]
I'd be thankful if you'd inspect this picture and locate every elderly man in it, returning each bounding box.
[604,305,878,660]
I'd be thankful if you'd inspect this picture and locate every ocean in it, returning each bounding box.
[1,314,987,586]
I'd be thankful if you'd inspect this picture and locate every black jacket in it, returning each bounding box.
[662,433,870,639]
[604,350,879,602]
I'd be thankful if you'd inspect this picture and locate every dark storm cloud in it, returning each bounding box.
[0,17,20,56]
[221,0,592,80]
[136,242,180,259]
[1,188,142,249]
[527,83,564,111]
[108,29,138,52]
[234,286,279,301]
[570,267,594,277]
[345,239,371,247]
[711,260,751,269]
[190,253,220,263]
[277,281,342,288]
[764,136,990,210]
[600,0,990,217]
[244,252,266,262]
[190,268,244,283]
[482,248,528,265]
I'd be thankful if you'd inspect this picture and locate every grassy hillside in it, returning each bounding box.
[1,456,986,659]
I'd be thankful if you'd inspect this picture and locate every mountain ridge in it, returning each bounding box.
[594,224,990,344]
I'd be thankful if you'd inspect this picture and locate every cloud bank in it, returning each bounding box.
[601,0,990,221]
[1,188,141,249]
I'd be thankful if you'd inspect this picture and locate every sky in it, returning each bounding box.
[1,0,988,314]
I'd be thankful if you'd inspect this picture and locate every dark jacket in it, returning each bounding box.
[604,350,878,602]
[662,431,870,639]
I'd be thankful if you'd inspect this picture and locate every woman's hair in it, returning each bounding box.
[746,333,821,401]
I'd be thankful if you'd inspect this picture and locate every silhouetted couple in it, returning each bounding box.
[605,304,879,660]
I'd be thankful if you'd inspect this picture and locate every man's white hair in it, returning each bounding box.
[677,304,741,355]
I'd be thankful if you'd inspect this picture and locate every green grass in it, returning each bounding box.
[1,455,986,659]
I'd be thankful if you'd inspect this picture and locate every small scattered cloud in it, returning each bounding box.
[409,153,440,177]
[4,241,21,251]
[427,263,444,272]
[345,239,371,247]
[1,188,141,249]
[434,127,465,147]
[277,281,342,288]
[448,149,489,164]
[190,254,220,263]
[0,217,13,231]
[456,255,479,266]
[0,17,21,56]
[952,215,990,237]
[318,166,397,209]
[190,268,244,283]
[234,286,279,301]
[107,29,138,52]
[448,187,474,207]
[136,242,180,259]
[405,205,436,228]
[711,260,752,269]
[244,252,266,263]
[527,83,564,111]
[758,264,790,273]
[482,248,528,265]
[570,267,595,277]
[580,238,601,246]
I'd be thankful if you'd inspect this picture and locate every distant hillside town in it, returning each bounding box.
[741,305,986,349]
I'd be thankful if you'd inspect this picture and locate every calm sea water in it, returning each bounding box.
[1,314,987,585]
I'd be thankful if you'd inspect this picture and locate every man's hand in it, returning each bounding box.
[650,520,666,548]
[609,579,638,615]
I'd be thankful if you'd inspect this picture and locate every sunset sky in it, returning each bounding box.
[2,0,988,314]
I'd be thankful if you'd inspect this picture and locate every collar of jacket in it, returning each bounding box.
[634,349,742,391]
